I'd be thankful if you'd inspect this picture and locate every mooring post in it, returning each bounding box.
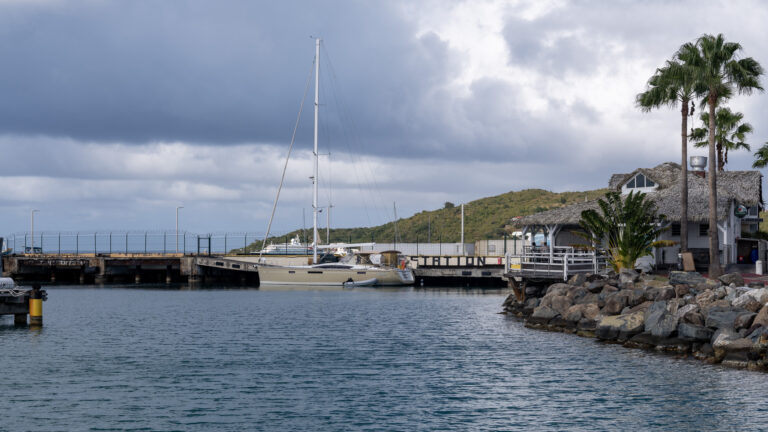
[29,284,43,326]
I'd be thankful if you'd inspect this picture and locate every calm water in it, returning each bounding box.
[2,285,768,431]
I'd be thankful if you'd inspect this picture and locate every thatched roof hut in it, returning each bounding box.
[516,162,763,227]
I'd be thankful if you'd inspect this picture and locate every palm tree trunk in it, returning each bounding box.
[707,94,722,277]
[680,99,689,253]
[717,141,725,171]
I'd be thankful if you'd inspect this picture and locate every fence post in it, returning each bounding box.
[94,232,97,254]
[76,233,79,255]
[593,251,597,273]
[40,233,44,254]
[125,232,128,254]
[109,232,112,254]
[224,234,228,254]
[244,233,247,253]
[24,234,27,253]
[58,233,61,255]
[163,231,167,255]
[563,253,569,281]
[144,232,147,254]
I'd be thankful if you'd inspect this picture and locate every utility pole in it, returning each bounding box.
[176,206,184,253]
[461,203,465,256]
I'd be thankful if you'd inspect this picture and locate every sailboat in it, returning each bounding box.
[257,39,414,287]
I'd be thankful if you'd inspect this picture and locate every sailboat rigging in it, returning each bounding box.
[256,38,414,286]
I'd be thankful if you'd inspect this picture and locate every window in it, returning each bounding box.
[699,224,708,236]
[749,206,759,216]
[488,244,496,253]
[671,223,681,236]
[625,173,656,189]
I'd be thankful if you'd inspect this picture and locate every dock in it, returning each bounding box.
[0,281,47,325]
[3,252,509,286]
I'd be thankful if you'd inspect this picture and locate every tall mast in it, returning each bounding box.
[313,38,320,263]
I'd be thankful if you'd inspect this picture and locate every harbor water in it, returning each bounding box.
[2,285,768,431]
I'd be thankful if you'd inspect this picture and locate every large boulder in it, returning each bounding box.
[581,303,600,321]
[545,283,571,297]
[677,323,714,342]
[549,295,574,317]
[528,305,558,325]
[744,288,768,304]
[596,312,645,341]
[752,305,768,329]
[718,272,745,287]
[563,304,586,323]
[586,280,605,293]
[675,303,699,321]
[602,291,630,315]
[669,271,706,286]
[567,273,587,286]
[732,293,763,313]
[734,312,757,331]
[574,292,600,305]
[619,268,640,284]
[705,306,752,330]
[643,301,679,338]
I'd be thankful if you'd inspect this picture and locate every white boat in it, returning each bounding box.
[259,235,311,255]
[259,251,414,286]
[257,39,414,286]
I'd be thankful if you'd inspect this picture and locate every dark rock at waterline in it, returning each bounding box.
[677,323,714,342]
[669,271,706,286]
[596,312,645,341]
[718,272,745,287]
[528,306,558,325]
[645,302,679,338]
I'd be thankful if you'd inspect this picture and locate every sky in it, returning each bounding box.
[1,0,767,238]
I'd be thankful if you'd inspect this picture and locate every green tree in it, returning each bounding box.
[576,191,672,272]
[689,107,753,171]
[637,56,698,253]
[753,142,768,169]
[677,34,763,277]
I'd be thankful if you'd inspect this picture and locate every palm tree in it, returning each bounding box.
[689,107,753,171]
[577,191,672,272]
[677,34,763,278]
[637,58,698,253]
[753,142,768,169]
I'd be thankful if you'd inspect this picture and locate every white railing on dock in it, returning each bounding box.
[505,248,607,280]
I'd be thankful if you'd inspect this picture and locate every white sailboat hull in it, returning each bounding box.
[257,264,414,286]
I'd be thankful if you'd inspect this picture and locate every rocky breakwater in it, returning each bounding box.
[502,270,768,371]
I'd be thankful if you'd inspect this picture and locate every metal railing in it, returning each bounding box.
[505,249,607,281]
[5,232,266,256]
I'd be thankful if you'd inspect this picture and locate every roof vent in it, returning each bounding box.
[690,156,707,171]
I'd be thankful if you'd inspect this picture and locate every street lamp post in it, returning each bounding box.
[30,209,39,254]
[176,206,184,254]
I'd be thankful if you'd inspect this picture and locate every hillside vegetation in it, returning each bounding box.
[243,188,608,252]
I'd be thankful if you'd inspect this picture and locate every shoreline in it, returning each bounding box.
[502,270,768,372]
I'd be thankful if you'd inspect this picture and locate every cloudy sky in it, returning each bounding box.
[1,0,766,237]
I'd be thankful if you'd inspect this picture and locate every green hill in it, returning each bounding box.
[241,187,608,252]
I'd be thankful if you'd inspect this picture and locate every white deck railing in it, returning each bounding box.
[505,248,607,281]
